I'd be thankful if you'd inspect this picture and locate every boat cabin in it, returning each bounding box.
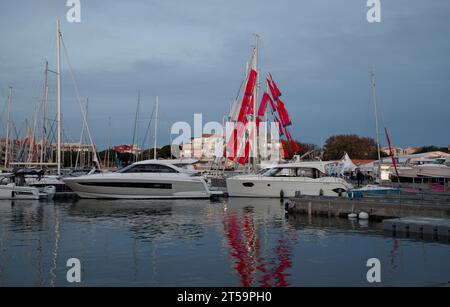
[260,162,331,179]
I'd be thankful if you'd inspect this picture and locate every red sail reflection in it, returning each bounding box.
[224,211,298,287]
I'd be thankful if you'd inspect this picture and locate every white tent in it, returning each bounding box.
[336,153,357,176]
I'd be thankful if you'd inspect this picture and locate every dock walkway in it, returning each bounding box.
[285,193,450,221]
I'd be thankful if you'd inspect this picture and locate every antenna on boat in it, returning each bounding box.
[153,96,159,160]
[370,69,382,181]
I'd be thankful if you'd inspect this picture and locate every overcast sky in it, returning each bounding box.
[0,0,449,149]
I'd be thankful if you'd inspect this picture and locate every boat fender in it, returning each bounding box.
[284,201,295,212]
[280,189,284,200]
[319,189,324,197]
[348,213,357,219]
[358,212,369,220]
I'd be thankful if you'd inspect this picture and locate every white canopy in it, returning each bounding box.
[336,153,357,175]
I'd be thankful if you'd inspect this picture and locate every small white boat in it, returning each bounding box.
[0,171,56,200]
[63,160,219,199]
[350,184,400,198]
[226,162,353,198]
[416,164,450,178]
[0,183,42,200]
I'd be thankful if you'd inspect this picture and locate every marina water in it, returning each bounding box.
[0,198,449,287]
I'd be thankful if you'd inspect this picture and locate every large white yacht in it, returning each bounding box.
[226,162,353,198]
[63,160,216,199]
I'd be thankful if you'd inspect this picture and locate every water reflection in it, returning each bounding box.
[69,199,205,242]
[0,198,449,286]
[223,199,297,287]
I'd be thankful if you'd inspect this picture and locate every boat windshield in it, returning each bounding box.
[263,167,324,179]
[117,164,179,174]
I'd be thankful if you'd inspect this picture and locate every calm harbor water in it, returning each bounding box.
[0,198,449,287]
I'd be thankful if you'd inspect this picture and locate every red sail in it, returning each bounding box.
[237,95,250,123]
[245,69,258,96]
[247,96,255,117]
[276,99,292,127]
[226,129,237,161]
[384,127,399,177]
[237,141,250,165]
[237,69,258,123]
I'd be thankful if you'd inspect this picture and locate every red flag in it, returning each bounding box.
[268,73,282,99]
[384,127,399,177]
[276,99,292,127]
[267,78,281,101]
[258,92,273,117]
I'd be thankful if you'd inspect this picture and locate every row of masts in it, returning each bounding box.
[2,20,62,173]
[1,18,161,173]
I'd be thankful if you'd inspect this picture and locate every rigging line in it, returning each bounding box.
[131,91,140,148]
[140,102,156,150]
[60,35,100,168]
[0,91,9,133]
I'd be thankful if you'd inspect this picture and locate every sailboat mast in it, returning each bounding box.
[154,96,159,160]
[40,61,49,164]
[56,19,62,175]
[131,90,140,162]
[4,86,12,169]
[370,71,382,178]
[107,116,111,168]
[252,34,259,171]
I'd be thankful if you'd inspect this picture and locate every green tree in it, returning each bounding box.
[323,134,379,160]
[414,146,449,154]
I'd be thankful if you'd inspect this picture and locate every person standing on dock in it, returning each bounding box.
[356,169,364,187]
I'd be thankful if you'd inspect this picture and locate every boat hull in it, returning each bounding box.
[63,175,212,199]
[226,176,352,198]
[0,185,41,200]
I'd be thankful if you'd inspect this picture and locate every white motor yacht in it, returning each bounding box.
[226,162,353,198]
[63,160,218,199]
